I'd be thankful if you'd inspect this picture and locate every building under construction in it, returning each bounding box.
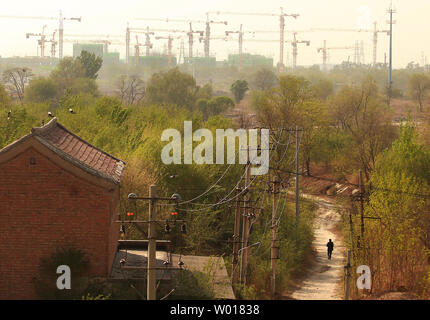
[134,55,177,68]
[183,57,216,68]
[226,53,273,68]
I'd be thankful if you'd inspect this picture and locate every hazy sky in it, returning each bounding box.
[0,0,427,68]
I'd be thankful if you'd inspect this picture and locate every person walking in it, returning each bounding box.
[327,239,334,260]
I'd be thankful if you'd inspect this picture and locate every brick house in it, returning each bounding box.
[0,118,125,299]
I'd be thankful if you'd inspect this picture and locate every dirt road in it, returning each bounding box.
[291,195,344,300]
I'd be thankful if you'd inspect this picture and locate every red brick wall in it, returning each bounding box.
[0,147,120,299]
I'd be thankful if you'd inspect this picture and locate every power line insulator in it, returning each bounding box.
[164,221,171,234]
[181,223,187,234]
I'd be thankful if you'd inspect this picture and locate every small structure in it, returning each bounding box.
[0,118,125,299]
[110,240,235,299]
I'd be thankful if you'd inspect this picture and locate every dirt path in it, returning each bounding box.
[291,195,344,300]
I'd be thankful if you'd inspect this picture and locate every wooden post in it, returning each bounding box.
[271,177,280,299]
[232,187,242,286]
[147,185,157,300]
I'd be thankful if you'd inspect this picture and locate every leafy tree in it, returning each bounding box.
[196,96,234,120]
[328,77,396,180]
[0,83,11,107]
[24,77,59,103]
[32,246,90,299]
[360,124,430,294]
[408,73,430,112]
[312,78,334,100]
[145,68,197,109]
[51,57,85,80]
[195,83,213,100]
[77,50,103,79]
[251,68,278,91]
[231,80,249,103]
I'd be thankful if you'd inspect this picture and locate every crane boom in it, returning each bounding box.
[210,7,299,72]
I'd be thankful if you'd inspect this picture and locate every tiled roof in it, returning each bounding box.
[1,118,125,184]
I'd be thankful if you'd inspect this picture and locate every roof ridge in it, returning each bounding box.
[31,117,58,135]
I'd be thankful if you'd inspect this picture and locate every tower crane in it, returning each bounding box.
[127,26,187,64]
[154,35,182,67]
[224,24,256,71]
[291,32,310,70]
[26,25,48,58]
[135,16,228,58]
[311,22,390,66]
[243,34,309,69]
[209,7,299,73]
[0,11,81,59]
[48,30,57,58]
[317,40,354,71]
[134,35,153,64]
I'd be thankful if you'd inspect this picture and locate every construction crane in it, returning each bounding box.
[135,16,228,58]
[154,35,182,67]
[48,30,57,58]
[134,35,153,64]
[243,34,309,69]
[224,24,257,71]
[291,32,310,69]
[311,22,390,66]
[187,23,204,62]
[209,7,299,73]
[0,11,81,59]
[317,40,354,71]
[26,25,48,58]
[126,26,187,64]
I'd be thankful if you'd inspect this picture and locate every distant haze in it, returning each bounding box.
[0,0,427,68]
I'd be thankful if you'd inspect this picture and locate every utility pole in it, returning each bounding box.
[240,146,251,285]
[359,170,365,240]
[232,187,242,287]
[295,126,300,228]
[344,249,352,300]
[387,2,396,104]
[147,185,157,300]
[271,177,280,299]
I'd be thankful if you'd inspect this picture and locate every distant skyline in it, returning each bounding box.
[0,0,427,68]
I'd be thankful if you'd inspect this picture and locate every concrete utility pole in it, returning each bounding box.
[387,2,396,104]
[295,126,300,227]
[344,250,352,300]
[147,185,157,300]
[359,170,365,240]
[240,146,251,285]
[232,187,242,287]
[271,177,280,299]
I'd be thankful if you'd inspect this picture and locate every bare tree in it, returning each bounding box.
[2,68,33,102]
[117,74,145,105]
